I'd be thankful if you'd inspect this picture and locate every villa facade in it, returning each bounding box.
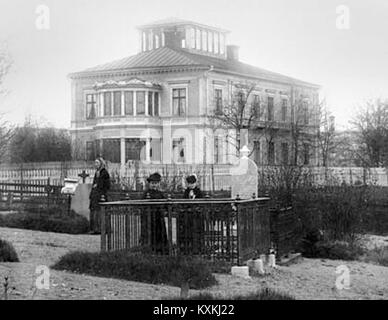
[69,18,320,166]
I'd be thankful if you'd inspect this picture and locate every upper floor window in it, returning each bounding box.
[124,91,133,115]
[154,92,159,116]
[113,91,121,116]
[155,35,160,49]
[103,92,112,116]
[303,101,309,125]
[281,99,288,122]
[86,94,97,119]
[267,96,274,121]
[215,89,223,113]
[253,94,260,118]
[172,88,186,116]
[148,92,153,116]
[196,29,201,50]
[136,91,145,115]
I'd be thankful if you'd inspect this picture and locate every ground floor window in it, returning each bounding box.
[268,142,275,165]
[125,138,146,161]
[102,139,120,163]
[172,138,185,163]
[281,142,289,165]
[253,140,260,165]
[86,141,95,161]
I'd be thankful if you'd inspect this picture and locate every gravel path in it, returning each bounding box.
[0,227,387,300]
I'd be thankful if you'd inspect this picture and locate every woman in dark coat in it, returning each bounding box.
[179,174,204,255]
[89,157,110,233]
[141,172,168,253]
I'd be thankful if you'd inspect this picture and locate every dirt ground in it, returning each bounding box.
[0,227,387,300]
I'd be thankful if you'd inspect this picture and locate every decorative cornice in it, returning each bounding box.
[69,65,209,80]
[93,78,162,90]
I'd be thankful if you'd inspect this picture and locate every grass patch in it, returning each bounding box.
[0,239,19,262]
[0,206,89,234]
[364,246,388,267]
[301,238,365,261]
[51,251,217,289]
[169,288,295,300]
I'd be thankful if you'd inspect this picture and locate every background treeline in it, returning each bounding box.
[1,118,72,163]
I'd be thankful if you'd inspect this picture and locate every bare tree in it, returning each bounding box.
[209,81,259,157]
[350,99,388,167]
[316,100,340,167]
[288,89,319,166]
[0,42,13,162]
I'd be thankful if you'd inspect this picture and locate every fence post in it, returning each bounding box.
[101,205,107,251]
[235,194,241,266]
[167,194,173,256]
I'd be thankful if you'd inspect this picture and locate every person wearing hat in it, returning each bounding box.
[141,172,168,253]
[183,174,203,199]
[143,172,164,199]
[178,174,204,255]
[89,157,110,234]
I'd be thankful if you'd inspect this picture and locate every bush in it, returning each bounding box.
[0,207,89,234]
[301,239,364,261]
[170,288,295,300]
[52,251,217,289]
[0,239,19,262]
[294,185,369,243]
[364,246,388,267]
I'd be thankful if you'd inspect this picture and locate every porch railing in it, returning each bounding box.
[100,197,270,265]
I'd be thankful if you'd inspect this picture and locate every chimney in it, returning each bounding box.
[163,29,184,50]
[227,45,239,61]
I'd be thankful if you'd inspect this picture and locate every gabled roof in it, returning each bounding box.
[69,47,319,88]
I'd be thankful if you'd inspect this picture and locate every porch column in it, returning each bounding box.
[121,91,125,116]
[145,138,151,162]
[120,138,126,165]
[133,91,137,116]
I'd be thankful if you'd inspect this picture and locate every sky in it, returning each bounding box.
[0,0,387,130]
